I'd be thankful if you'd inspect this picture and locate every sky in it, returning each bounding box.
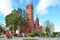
[0,0,60,32]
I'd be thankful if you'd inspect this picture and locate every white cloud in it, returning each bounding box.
[0,0,12,16]
[36,0,60,15]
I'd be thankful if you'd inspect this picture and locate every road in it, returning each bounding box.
[0,37,60,40]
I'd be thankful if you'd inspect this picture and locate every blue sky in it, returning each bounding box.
[0,0,60,32]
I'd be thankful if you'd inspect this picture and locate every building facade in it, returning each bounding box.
[23,3,42,34]
[26,3,34,33]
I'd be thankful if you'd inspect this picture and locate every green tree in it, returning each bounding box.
[45,27,50,34]
[5,8,27,31]
[0,25,3,33]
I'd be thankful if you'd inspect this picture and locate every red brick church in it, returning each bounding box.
[23,3,42,34]
[11,3,42,35]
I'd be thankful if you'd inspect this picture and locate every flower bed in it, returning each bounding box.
[5,33,13,38]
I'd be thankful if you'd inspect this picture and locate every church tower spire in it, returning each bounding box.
[26,3,34,33]
[36,16,39,28]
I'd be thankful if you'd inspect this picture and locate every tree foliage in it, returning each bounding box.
[45,27,50,33]
[5,8,27,30]
[0,25,3,33]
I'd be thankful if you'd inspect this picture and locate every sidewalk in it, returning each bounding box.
[0,37,58,40]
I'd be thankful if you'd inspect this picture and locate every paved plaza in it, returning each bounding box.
[0,37,60,40]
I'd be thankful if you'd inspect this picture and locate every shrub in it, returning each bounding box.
[52,32,58,37]
[27,31,38,37]
[40,33,45,37]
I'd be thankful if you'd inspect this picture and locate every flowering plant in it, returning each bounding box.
[5,33,13,38]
